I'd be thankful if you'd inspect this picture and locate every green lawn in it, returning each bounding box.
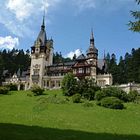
[0,90,140,140]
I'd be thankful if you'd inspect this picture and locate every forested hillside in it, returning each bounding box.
[0,47,140,85]
[106,48,140,84]
[0,49,30,84]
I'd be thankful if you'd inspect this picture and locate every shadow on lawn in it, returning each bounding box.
[0,123,139,140]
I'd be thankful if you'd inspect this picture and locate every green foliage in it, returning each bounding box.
[134,96,140,104]
[1,90,140,140]
[27,92,34,97]
[82,101,94,107]
[106,48,140,84]
[128,0,140,32]
[97,97,124,110]
[43,95,69,104]
[127,90,139,102]
[61,73,77,96]
[0,86,9,95]
[53,52,72,63]
[31,84,44,96]
[78,78,100,100]
[72,93,81,103]
[5,83,18,91]
[0,49,30,84]
[95,87,128,102]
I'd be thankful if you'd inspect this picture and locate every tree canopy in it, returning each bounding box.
[129,0,140,32]
[0,49,30,85]
[106,48,140,84]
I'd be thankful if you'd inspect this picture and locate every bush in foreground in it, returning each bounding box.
[31,85,44,96]
[95,87,128,102]
[0,86,9,95]
[5,83,17,91]
[72,94,81,103]
[61,73,77,96]
[97,97,124,109]
[127,90,139,102]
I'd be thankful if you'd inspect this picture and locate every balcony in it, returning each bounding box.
[74,73,90,77]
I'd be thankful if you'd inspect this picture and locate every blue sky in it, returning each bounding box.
[0,0,140,60]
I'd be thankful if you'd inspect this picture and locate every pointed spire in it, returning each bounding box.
[104,50,106,60]
[91,28,94,40]
[89,28,94,49]
[86,29,98,56]
[41,12,45,30]
[36,11,47,46]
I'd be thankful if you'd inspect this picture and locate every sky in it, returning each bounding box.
[0,0,140,60]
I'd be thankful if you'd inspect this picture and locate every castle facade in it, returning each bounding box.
[29,18,112,89]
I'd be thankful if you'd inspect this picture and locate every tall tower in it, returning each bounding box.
[29,16,53,88]
[86,29,98,81]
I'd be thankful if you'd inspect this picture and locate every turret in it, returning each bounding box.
[30,15,54,88]
[86,29,98,81]
[87,29,98,59]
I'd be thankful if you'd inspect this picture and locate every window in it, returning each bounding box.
[33,69,39,75]
[86,68,90,73]
[99,80,106,87]
[44,81,46,87]
[47,81,49,87]
[79,68,83,73]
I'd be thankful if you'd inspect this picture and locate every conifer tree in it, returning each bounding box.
[129,0,140,32]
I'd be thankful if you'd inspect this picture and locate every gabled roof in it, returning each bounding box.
[76,54,86,61]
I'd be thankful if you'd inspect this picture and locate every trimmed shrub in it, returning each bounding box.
[95,90,105,101]
[72,94,81,103]
[95,87,128,102]
[31,84,44,96]
[36,95,69,105]
[97,97,124,109]
[0,86,9,95]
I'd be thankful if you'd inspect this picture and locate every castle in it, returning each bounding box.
[3,17,112,90]
[29,17,112,89]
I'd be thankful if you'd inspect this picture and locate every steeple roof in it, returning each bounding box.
[90,28,94,41]
[36,16,47,46]
[87,29,98,55]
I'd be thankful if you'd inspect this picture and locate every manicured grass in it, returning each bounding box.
[0,90,140,140]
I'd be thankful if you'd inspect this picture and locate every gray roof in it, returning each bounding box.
[76,54,86,60]
[37,29,47,46]
[87,46,98,54]
[36,17,47,46]
[49,61,75,67]
[98,59,104,70]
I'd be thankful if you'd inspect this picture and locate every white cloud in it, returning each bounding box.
[6,0,34,21]
[0,36,19,50]
[0,0,61,38]
[65,49,82,59]
[6,0,61,21]
[73,0,96,11]
[0,0,134,38]
[73,0,133,11]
